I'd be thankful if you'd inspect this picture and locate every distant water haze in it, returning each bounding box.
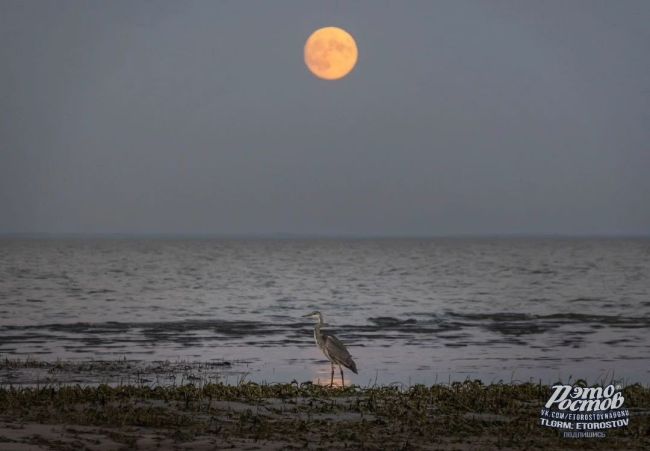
[1,238,648,385]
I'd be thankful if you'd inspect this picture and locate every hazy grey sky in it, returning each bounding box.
[1,1,649,236]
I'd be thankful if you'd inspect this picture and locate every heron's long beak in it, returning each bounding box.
[302,313,313,318]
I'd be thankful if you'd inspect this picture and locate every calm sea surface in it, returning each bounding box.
[1,238,649,385]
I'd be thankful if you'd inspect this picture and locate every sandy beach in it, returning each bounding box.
[1,359,648,450]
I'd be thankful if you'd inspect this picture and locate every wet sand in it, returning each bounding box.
[1,360,648,450]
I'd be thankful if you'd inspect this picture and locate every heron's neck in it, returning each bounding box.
[314,317,325,334]
[313,323,323,346]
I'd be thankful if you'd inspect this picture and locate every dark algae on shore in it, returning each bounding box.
[0,381,648,450]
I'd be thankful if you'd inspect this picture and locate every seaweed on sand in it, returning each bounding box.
[0,380,648,449]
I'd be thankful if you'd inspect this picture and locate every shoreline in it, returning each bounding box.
[2,357,646,389]
[1,360,649,450]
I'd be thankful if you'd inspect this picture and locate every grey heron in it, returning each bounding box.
[303,311,358,387]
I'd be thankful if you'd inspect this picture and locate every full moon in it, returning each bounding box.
[304,27,358,80]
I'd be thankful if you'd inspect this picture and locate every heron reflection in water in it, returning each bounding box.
[303,311,358,387]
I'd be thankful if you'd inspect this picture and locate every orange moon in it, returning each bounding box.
[304,27,358,80]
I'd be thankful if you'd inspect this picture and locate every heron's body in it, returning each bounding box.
[304,311,357,387]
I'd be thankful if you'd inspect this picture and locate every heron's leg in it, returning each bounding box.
[339,365,345,387]
[330,362,335,387]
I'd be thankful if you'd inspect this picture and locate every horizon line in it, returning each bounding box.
[1,232,649,240]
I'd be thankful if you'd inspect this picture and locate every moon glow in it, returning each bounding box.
[304,27,358,80]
